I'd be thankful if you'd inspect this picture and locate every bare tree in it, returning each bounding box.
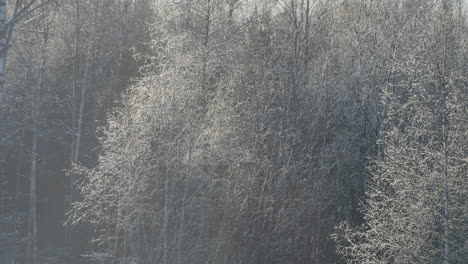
[26,11,49,264]
[0,0,52,101]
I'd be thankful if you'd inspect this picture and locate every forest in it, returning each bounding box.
[0,0,466,263]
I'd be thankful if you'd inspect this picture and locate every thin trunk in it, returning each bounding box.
[177,141,192,264]
[0,0,7,99]
[12,137,23,264]
[300,0,310,90]
[442,45,450,264]
[27,128,38,264]
[27,25,48,264]
[73,46,89,163]
[15,139,23,197]
[70,0,80,162]
[442,106,449,264]
[68,0,80,212]
[163,164,169,264]
[64,0,81,248]
[73,5,98,163]
[441,3,450,261]
[227,0,236,18]
[119,0,130,66]
[203,0,210,48]
[184,0,192,30]
[201,0,211,92]
[111,197,121,264]
[290,0,298,105]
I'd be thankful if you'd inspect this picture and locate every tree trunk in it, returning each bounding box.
[441,3,450,262]
[27,126,38,264]
[442,103,449,264]
[73,41,91,163]
[177,141,192,264]
[27,24,49,264]
[119,0,130,66]
[70,0,80,163]
[0,0,7,99]
[441,42,450,264]
[201,0,211,97]
[73,2,99,164]
[163,164,169,264]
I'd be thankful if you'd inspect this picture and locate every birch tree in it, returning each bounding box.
[0,0,52,101]
[335,1,468,263]
[25,7,50,264]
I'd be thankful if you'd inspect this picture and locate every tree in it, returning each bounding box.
[334,1,468,263]
[0,0,153,262]
[0,0,52,101]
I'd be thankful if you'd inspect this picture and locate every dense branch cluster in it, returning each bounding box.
[0,0,466,263]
